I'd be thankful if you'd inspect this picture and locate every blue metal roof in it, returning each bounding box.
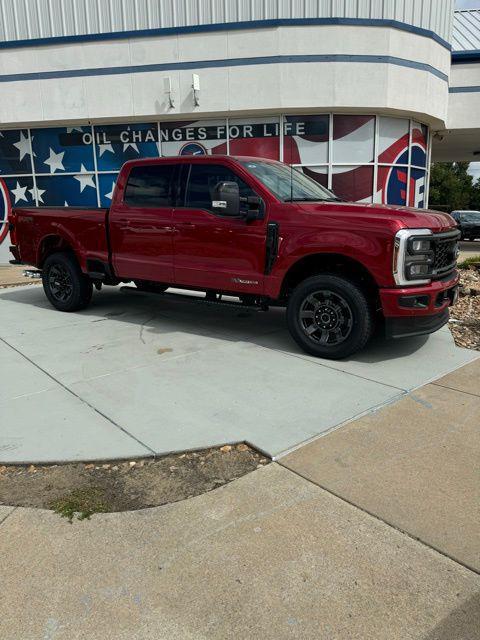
[453,9,480,51]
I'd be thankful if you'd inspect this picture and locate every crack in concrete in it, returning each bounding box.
[0,506,18,528]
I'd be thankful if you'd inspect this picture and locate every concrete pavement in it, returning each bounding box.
[458,240,480,263]
[281,359,480,573]
[0,464,479,640]
[0,284,477,463]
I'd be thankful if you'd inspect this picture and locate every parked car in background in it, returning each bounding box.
[450,210,480,241]
[9,156,460,360]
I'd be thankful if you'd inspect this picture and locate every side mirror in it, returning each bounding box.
[212,181,240,216]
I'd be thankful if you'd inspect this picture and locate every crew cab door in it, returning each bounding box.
[109,163,176,282]
[173,163,266,294]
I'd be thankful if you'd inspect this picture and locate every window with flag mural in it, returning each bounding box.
[159,120,228,157]
[0,115,430,261]
[284,115,329,165]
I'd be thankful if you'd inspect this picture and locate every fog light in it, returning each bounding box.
[399,295,430,309]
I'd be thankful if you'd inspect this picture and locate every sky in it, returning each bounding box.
[455,0,480,9]
[470,164,480,181]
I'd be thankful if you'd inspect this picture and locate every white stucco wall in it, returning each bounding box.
[447,63,480,130]
[0,23,451,129]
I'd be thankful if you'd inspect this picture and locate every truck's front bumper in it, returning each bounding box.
[380,272,459,339]
[385,308,450,339]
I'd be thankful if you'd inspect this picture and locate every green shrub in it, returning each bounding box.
[458,256,480,270]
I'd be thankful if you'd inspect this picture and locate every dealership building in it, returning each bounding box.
[0,0,479,263]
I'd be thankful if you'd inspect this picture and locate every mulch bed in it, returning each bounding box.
[0,445,269,520]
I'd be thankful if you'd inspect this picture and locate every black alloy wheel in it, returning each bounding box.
[42,252,93,312]
[298,289,353,346]
[287,274,374,359]
[48,262,73,303]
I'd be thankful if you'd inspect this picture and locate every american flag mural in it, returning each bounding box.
[0,116,429,263]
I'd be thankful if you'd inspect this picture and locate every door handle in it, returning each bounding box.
[176,222,196,228]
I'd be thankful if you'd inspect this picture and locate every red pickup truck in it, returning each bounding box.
[9,155,460,359]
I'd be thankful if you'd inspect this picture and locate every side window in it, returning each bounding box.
[124,165,175,207]
[185,164,255,211]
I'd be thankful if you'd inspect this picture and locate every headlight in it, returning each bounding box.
[410,238,432,253]
[393,229,433,286]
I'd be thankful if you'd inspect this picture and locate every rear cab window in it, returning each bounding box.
[124,165,176,207]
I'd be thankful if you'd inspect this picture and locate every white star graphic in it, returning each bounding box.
[44,148,65,173]
[29,186,46,204]
[123,127,139,153]
[13,131,32,161]
[98,142,114,157]
[105,180,116,200]
[66,126,84,133]
[11,181,29,204]
[74,164,96,192]
[64,201,69,206]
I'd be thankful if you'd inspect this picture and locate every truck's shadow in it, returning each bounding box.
[0,285,430,364]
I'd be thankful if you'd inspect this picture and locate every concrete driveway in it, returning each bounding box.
[0,284,477,463]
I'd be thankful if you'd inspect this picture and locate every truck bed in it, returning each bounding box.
[11,206,109,272]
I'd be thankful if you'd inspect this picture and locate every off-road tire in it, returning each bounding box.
[286,274,374,359]
[42,252,93,312]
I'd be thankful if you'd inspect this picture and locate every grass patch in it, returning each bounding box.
[50,487,109,523]
[458,255,480,270]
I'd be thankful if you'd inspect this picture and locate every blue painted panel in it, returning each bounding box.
[0,129,33,175]
[4,176,35,206]
[94,123,159,171]
[32,126,95,174]
[98,173,118,207]
[35,174,98,207]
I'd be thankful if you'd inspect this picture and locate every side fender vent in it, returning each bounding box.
[265,222,279,275]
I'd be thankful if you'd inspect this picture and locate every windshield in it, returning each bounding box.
[459,211,480,223]
[240,160,340,203]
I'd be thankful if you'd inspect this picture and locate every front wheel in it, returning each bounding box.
[42,252,93,312]
[286,274,374,359]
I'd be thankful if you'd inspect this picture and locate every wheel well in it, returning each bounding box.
[38,235,73,267]
[280,254,379,301]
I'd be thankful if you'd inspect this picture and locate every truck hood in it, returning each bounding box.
[362,202,456,232]
[296,201,457,233]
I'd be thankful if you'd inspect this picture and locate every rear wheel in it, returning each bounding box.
[134,280,169,293]
[42,252,93,312]
[286,274,374,359]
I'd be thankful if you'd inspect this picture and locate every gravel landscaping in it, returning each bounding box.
[449,263,480,351]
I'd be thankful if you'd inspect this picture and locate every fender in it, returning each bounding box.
[279,228,392,281]
[36,226,86,271]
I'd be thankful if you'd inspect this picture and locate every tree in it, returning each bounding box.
[429,162,475,212]
[470,179,480,211]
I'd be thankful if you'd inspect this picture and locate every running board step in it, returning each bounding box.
[120,286,269,312]
[23,269,43,279]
